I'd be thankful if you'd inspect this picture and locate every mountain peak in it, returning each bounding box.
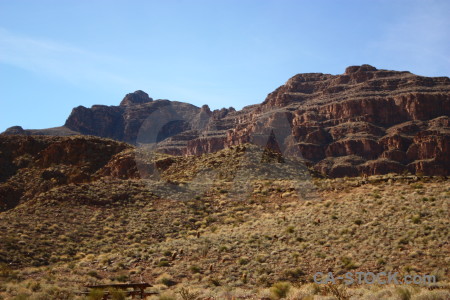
[345,64,378,74]
[119,90,153,107]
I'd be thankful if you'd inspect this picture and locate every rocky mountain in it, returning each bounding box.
[2,65,450,177]
[1,65,449,300]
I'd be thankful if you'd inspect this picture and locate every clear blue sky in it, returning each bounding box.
[1,0,449,131]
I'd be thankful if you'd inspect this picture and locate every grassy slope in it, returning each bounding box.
[0,144,449,299]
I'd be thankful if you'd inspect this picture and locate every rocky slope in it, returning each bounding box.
[0,135,131,211]
[3,65,450,177]
[0,134,449,298]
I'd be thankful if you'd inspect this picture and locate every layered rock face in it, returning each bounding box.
[183,65,450,176]
[3,65,449,177]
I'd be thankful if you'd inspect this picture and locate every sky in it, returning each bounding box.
[0,0,449,132]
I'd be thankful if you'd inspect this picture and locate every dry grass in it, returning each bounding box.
[0,144,449,299]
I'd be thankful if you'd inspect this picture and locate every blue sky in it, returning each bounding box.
[1,0,449,131]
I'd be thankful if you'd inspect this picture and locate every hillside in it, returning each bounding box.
[1,64,450,299]
[0,135,449,299]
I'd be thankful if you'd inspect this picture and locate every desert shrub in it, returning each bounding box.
[283,268,305,281]
[189,265,201,273]
[158,260,170,267]
[88,289,104,300]
[87,270,101,279]
[309,283,321,295]
[323,284,349,300]
[396,287,412,300]
[412,290,450,300]
[158,274,177,287]
[42,287,73,300]
[411,215,421,224]
[13,294,29,300]
[30,292,51,300]
[115,274,128,282]
[159,292,177,300]
[109,288,126,300]
[209,277,221,286]
[0,263,17,281]
[219,246,228,252]
[178,287,201,300]
[285,226,295,233]
[430,268,445,282]
[238,257,250,265]
[28,281,41,292]
[398,237,410,245]
[270,282,290,299]
[341,256,357,270]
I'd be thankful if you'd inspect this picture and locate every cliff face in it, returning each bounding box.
[183,65,450,177]
[3,65,449,177]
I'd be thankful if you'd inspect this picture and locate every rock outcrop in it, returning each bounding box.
[119,90,153,107]
[63,91,202,144]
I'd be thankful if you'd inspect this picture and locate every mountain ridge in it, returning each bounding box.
[3,65,450,177]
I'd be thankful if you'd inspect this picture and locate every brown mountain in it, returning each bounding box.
[2,65,450,177]
[1,65,450,297]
